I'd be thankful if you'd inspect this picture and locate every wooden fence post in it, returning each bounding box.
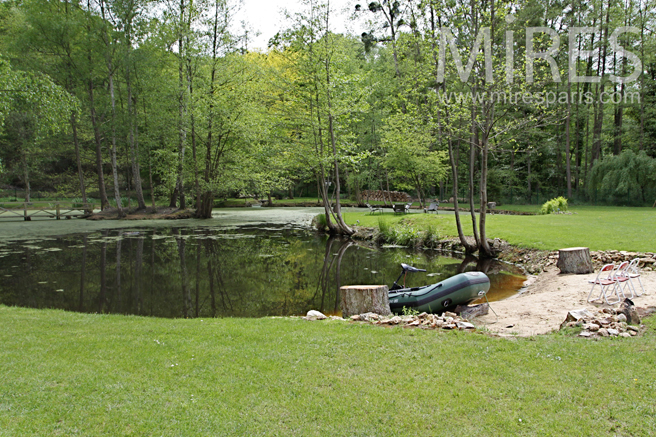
[56,203,61,220]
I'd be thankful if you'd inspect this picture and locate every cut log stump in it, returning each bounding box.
[340,285,391,318]
[557,247,593,274]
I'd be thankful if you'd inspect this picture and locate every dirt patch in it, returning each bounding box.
[477,266,656,337]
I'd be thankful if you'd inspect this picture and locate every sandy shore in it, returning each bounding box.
[477,266,656,336]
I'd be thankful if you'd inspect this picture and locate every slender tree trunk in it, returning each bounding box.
[527,149,532,202]
[87,76,109,209]
[469,113,480,246]
[71,112,87,204]
[86,1,109,210]
[22,139,31,203]
[101,0,124,218]
[448,139,475,253]
[176,0,187,210]
[478,137,493,257]
[125,16,146,210]
[590,2,610,169]
[322,4,352,235]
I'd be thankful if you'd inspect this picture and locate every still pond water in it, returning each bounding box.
[0,224,526,318]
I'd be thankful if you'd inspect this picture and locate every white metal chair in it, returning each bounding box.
[612,261,633,299]
[624,258,645,297]
[588,264,622,305]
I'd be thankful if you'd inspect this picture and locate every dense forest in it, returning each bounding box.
[1,0,655,230]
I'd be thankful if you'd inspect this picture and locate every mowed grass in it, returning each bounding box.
[343,206,656,252]
[0,306,655,436]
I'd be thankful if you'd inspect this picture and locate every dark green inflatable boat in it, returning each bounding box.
[388,263,490,313]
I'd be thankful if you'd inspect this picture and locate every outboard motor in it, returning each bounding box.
[390,263,426,291]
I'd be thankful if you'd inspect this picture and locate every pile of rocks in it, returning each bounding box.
[535,250,655,274]
[303,310,478,331]
[589,250,655,271]
[561,307,643,338]
[360,190,411,202]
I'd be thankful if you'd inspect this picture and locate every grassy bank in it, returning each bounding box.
[1,306,655,436]
[343,206,656,252]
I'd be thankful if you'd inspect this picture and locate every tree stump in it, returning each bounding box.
[340,285,391,318]
[556,247,593,274]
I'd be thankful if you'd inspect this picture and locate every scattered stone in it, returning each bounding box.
[350,315,361,321]
[329,316,345,321]
[630,330,637,336]
[304,310,327,320]
[457,321,476,330]
[587,324,600,332]
[565,309,594,322]
[607,328,620,336]
[444,311,458,318]
[579,331,592,337]
[620,333,632,338]
[407,320,421,327]
[598,328,610,337]
[455,303,489,319]
[360,312,380,321]
[442,323,457,330]
[617,313,627,323]
[388,316,402,325]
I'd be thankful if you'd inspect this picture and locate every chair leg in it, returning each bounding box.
[587,282,600,303]
[604,282,622,305]
[634,276,645,296]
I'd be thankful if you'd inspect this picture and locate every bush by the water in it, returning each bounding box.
[376,217,439,247]
[540,197,568,214]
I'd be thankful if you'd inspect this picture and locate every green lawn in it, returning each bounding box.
[343,206,656,252]
[1,306,654,436]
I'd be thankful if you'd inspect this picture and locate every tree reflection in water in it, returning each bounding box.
[0,225,525,318]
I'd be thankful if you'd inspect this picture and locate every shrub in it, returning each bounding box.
[423,224,439,248]
[72,198,95,208]
[377,217,392,240]
[109,197,130,208]
[540,196,568,214]
[314,213,328,231]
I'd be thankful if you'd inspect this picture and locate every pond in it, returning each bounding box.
[0,224,526,318]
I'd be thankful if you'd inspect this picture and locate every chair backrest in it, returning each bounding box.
[614,261,629,278]
[596,263,616,281]
[628,258,640,273]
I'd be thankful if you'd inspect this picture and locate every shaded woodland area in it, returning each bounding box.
[1,0,655,240]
